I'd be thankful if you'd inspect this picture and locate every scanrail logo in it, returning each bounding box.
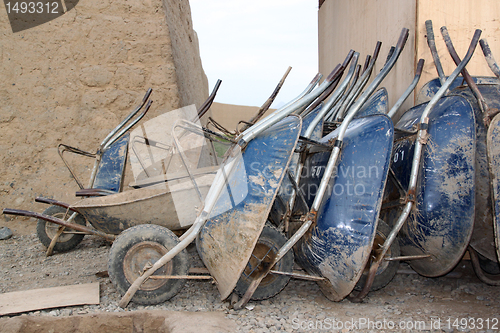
[3,0,79,32]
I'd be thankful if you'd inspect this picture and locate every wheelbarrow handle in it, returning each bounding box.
[480,38,500,79]
[304,51,360,138]
[2,208,115,241]
[35,197,76,211]
[425,20,446,85]
[387,58,425,118]
[100,88,153,150]
[441,25,489,115]
[241,67,293,131]
[302,49,356,117]
[102,99,153,152]
[196,79,222,120]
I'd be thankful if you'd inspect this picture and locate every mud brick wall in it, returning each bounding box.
[0,0,208,219]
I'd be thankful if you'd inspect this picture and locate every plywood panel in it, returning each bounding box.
[0,283,100,316]
[319,0,500,119]
[318,0,416,118]
[416,0,500,92]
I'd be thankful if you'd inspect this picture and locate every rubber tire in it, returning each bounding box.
[354,220,400,291]
[108,224,189,305]
[36,205,86,252]
[477,252,500,275]
[235,222,294,300]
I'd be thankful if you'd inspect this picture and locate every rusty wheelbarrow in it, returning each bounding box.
[2,82,223,255]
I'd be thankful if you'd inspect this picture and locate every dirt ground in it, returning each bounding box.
[0,220,499,332]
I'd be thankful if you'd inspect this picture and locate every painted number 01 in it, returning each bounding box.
[393,150,405,163]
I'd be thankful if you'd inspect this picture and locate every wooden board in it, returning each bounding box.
[416,0,500,94]
[0,283,100,316]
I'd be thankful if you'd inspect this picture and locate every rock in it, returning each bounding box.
[0,227,13,240]
[79,66,113,87]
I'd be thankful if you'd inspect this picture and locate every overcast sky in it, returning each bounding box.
[189,0,319,108]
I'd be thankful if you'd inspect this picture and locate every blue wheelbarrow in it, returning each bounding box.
[368,27,483,301]
[408,22,500,285]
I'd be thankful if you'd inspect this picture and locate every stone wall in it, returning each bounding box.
[0,0,207,226]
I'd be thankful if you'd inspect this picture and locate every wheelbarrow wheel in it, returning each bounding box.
[354,220,400,291]
[36,205,86,252]
[108,224,189,305]
[235,222,294,300]
[477,252,500,275]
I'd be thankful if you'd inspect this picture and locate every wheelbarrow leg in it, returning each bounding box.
[45,210,78,256]
[234,214,315,310]
[46,226,65,256]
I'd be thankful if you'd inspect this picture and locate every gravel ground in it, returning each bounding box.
[1,231,500,332]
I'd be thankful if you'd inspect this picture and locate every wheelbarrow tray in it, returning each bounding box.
[487,112,500,262]
[295,113,394,301]
[450,83,500,262]
[391,95,476,277]
[270,106,324,221]
[416,76,499,104]
[71,172,216,234]
[356,87,388,118]
[196,115,302,300]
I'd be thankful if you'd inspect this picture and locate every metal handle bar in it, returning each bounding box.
[441,26,489,116]
[304,52,360,138]
[242,67,292,131]
[480,39,500,79]
[301,50,355,117]
[196,79,222,120]
[325,64,361,122]
[387,58,425,118]
[102,99,153,152]
[238,65,344,147]
[425,20,446,86]
[100,88,152,149]
[336,41,382,119]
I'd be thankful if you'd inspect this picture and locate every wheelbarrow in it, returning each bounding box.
[411,22,500,284]
[125,34,399,307]
[2,81,225,255]
[247,44,394,301]
[364,28,482,302]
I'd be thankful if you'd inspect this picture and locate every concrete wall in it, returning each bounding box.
[0,0,207,217]
[318,0,500,119]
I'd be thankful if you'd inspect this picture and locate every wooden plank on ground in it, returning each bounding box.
[0,283,99,316]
